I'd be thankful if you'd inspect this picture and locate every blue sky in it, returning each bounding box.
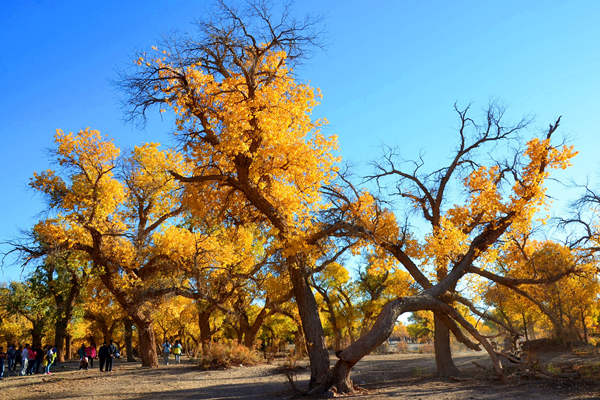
[2,0,599,281]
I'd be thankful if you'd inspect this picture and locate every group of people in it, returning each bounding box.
[0,344,57,378]
[78,341,119,372]
[161,339,183,365]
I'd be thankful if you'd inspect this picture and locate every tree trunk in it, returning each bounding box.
[433,312,460,377]
[134,317,158,368]
[198,311,212,353]
[65,334,72,360]
[289,263,330,389]
[581,311,589,344]
[54,319,68,362]
[242,308,268,349]
[31,321,44,348]
[124,318,135,362]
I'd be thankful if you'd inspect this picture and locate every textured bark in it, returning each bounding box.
[31,321,44,348]
[198,311,212,353]
[124,318,135,362]
[330,297,436,392]
[65,334,72,360]
[433,312,460,377]
[289,263,330,389]
[54,319,68,362]
[134,317,158,367]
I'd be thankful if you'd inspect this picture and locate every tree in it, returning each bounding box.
[322,108,576,387]
[122,1,576,391]
[0,280,53,347]
[31,249,88,361]
[25,129,193,367]
[484,240,599,344]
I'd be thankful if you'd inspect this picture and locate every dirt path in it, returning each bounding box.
[1,353,598,399]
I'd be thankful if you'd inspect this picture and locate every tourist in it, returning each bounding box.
[14,345,22,372]
[26,346,36,375]
[98,342,109,372]
[173,340,182,364]
[106,340,118,371]
[0,346,6,379]
[162,340,171,365]
[6,345,16,372]
[20,345,29,376]
[85,343,97,368]
[34,345,44,374]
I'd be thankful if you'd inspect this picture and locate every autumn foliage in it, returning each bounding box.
[2,2,599,396]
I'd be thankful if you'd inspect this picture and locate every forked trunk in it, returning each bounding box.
[134,317,159,367]
[289,263,330,389]
[433,312,460,377]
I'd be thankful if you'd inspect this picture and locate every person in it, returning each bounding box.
[162,340,171,365]
[78,344,86,361]
[50,347,57,372]
[0,346,6,379]
[34,346,44,374]
[172,340,182,364]
[106,340,118,371]
[14,345,22,372]
[6,345,16,372]
[85,343,97,368]
[26,346,36,375]
[20,345,29,376]
[98,342,109,372]
[41,346,53,375]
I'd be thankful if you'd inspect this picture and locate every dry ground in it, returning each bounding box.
[1,352,599,399]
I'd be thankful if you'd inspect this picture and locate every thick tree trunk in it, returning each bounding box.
[331,297,428,393]
[134,317,159,367]
[31,321,44,348]
[242,308,268,349]
[289,263,330,389]
[124,318,135,362]
[54,319,68,362]
[65,334,72,360]
[198,311,212,353]
[433,312,460,377]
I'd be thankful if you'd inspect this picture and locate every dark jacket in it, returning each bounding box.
[98,344,110,358]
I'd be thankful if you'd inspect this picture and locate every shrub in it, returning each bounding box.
[199,342,262,369]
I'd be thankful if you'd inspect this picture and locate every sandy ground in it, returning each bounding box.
[1,352,599,399]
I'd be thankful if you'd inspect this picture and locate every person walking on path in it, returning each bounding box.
[106,340,118,372]
[20,345,29,376]
[41,346,53,375]
[26,346,36,375]
[162,340,171,365]
[172,340,182,364]
[0,347,6,379]
[34,346,44,374]
[6,345,16,373]
[14,345,22,372]
[98,342,109,372]
[85,344,97,368]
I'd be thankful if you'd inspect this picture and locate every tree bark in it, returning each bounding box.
[433,312,460,377]
[65,334,72,360]
[198,311,212,353]
[241,307,268,349]
[31,321,44,348]
[289,262,330,389]
[124,318,135,362]
[134,317,159,367]
[54,319,69,362]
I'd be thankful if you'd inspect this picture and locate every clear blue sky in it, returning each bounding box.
[2,0,599,281]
